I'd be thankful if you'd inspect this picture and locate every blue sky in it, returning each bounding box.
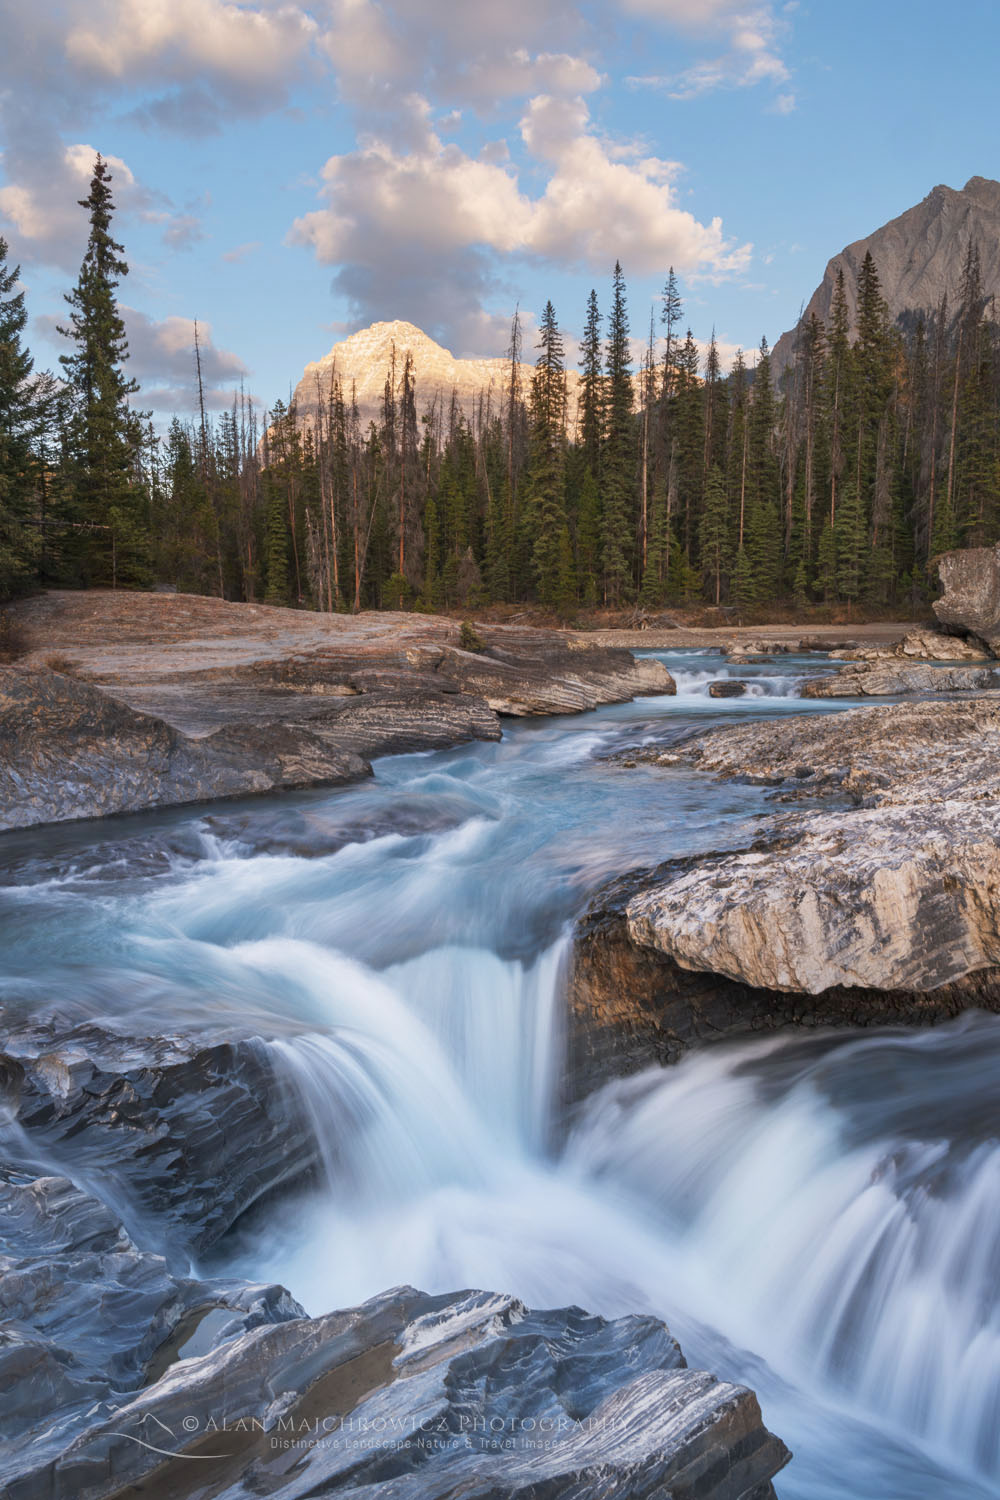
[1,0,996,419]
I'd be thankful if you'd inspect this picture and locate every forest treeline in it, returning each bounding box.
[3,156,1000,616]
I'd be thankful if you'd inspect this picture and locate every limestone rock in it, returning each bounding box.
[773,175,1000,374]
[933,542,1000,651]
[725,639,793,658]
[656,696,1000,806]
[709,680,747,698]
[567,870,1000,1100]
[802,661,1000,696]
[0,593,671,830]
[837,628,989,662]
[0,1174,300,1442]
[626,802,1000,994]
[1,1281,790,1500]
[0,1019,320,1254]
[614,698,1000,1000]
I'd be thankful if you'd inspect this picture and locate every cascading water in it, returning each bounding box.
[1,649,997,1500]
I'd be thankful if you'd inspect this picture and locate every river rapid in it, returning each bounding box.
[1,650,998,1500]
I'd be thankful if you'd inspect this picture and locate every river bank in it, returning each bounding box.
[3,560,1000,1498]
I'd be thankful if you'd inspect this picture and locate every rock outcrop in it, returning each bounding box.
[581,697,1000,1077]
[933,542,1000,651]
[0,1019,320,1254]
[802,661,1000,696]
[567,869,1000,1101]
[772,175,1000,374]
[0,1016,790,1500]
[0,592,672,830]
[1,1274,790,1500]
[626,802,1000,994]
[656,696,1000,805]
[840,627,989,661]
[0,1174,301,1446]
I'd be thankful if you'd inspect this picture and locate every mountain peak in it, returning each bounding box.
[774,175,1000,372]
[293,319,581,430]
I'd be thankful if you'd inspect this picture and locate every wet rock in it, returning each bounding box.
[0,1174,301,1442]
[934,543,1000,650]
[802,661,1000,696]
[726,639,794,658]
[567,873,1000,1101]
[655,696,1000,806]
[708,680,747,698]
[2,1281,790,1500]
[0,1019,319,1254]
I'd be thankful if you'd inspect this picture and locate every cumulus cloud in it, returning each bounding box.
[122,308,249,406]
[0,144,140,268]
[289,93,750,342]
[322,0,589,114]
[623,1,790,97]
[0,0,319,269]
[37,305,250,411]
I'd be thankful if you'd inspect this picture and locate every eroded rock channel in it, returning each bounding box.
[3,580,1000,1500]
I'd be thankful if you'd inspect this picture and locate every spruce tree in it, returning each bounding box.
[524,300,568,605]
[0,238,48,598]
[578,290,603,476]
[698,464,731,604]
[600,262,635,606]
[59,155,149,587]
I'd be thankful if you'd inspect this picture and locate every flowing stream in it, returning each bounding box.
[2,650,999,1500]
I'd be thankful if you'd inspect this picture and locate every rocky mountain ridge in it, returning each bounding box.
[772,175,1000,372]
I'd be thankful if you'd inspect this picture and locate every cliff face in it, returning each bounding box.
[772,175,1000,373]
[292,318,582,431]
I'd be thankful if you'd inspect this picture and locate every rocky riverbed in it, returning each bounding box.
[574,559,1000,1086]
[0,1015,790,1500]
[0,591,672,830]
[5,559,1000,1500]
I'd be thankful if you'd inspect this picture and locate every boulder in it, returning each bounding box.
[726,639,794,658]
[567,869,1000,1100]
[0,1174,301,1442]
[708,680,747,698]
[934,543,1000,650]
[1,1280,790,1500]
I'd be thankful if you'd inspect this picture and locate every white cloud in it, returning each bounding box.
[622,1,790,97]
[290,93,750,339]
[36,305,249,411]
[0,144,138,267]
[64,0,317,97]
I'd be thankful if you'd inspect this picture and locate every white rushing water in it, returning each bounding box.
[2,651,998,1500]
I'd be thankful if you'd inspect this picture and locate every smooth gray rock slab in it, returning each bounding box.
[1,1282,790,1500]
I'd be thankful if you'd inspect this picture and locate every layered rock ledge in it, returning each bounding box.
[0,591,672,830]
[0,1018,790,1500]
[571,696,1000,1090]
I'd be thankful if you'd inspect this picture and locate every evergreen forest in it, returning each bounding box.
[4,156,1000,618]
